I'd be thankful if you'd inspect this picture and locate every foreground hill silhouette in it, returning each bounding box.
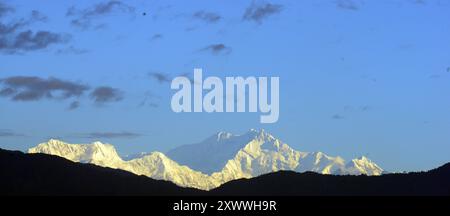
[1,148,449,195]
[0,149,203,195]
[211,165,450,196]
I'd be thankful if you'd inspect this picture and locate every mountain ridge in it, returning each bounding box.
[1,148,449,196]
[28,129,384,190]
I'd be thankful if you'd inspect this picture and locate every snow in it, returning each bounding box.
[28,129,384,190]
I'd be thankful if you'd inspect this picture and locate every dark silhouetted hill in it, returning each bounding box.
[211,164,450,196]
[1,148,449,196]
[0,148,203,195]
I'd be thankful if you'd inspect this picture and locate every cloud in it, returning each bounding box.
[56,46,89,55]
[243,1,283,24]
[149,72,171,83]
[0,129,25,137]
[0,76,89,101]
[360,74,377,83]
[0,20,27,36]
[148,103,159,108]
[336,0,360,11]
[200,43,232,55]
[0,76,125,108]
[150,33,163,40]
[90,86,124,104]
[344,105,372,113]
[30,10,48,22]
[359,105,371,112]
[332,114,345,120]
[67,0,135,30]
[138,91,160,108]
[185,26,197,32]
[409,0,426,5]
[193,10,221,23]
[0,3,68,54]
[429,74,441,79]
[68,101,80,110]
[74,131,142,139]
[428,67,450,79]
[0,1,14,18]
[2,30,69,53]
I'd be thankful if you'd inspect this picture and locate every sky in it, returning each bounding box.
[0,0,449,172]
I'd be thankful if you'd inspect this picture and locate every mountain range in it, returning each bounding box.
[1,148,449,196]
[28,129,383,190]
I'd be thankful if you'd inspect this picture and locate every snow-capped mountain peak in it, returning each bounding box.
[28,139,220,190]
[343,156,384,175]
[28,130,385,190]
[29,139,123,167]
[166,130,258,175]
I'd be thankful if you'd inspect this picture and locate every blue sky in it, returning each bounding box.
[1,0,449,172]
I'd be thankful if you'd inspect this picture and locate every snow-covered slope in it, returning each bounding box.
[167,131,255,174]
[29,139,220,190]
[29,139,123,168]
[28,130,384,190]
[209,130,370,183]
[339,156,384,175]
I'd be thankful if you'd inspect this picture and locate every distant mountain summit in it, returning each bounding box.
[168,129,383,179]
[167,129,259,174]
[28,129,383,190]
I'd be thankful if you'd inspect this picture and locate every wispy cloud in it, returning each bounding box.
[150,33,163,41]
[0,129,26,137]
[332,114,345,120]
[138,91,161,108]
[30,10,48,22]
[360,74,377,83]
[428,67,450,79]
[0,75,125,108]
[336,0,360,11]
[90,86,124,104]
[193,10,221,23]
[360,105,371,112]
[0,76,89,101]
[73,131,142,139]
[409,0,426,5]
[56,46,89,55]
[185,26,197,32]
[243,1,283,24]
[7,31,69,52]
[0,2,69,54]
[149,72,171,83]
[344,105,372,112]
[0,1,14,18]
[66,0,135,30]
[68,101,80,110]
[429,74,441,79]
[200,43,232,55]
